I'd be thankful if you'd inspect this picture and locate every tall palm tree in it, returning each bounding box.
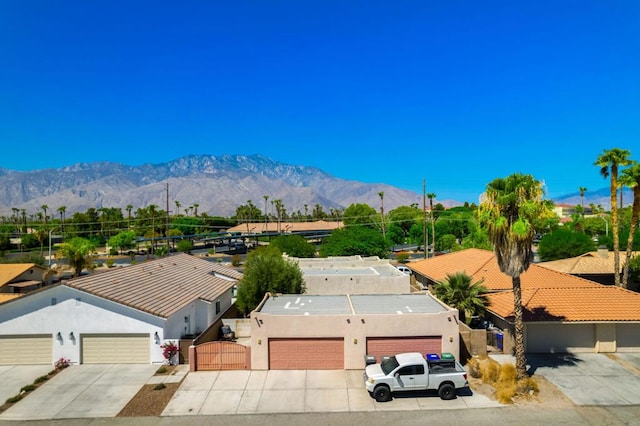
[148,204,158,253]
[595,148,632,287]
[57,206,66,235]
[41,204,49,227]
[55,237,97,277]
[579,187,587,218]
[174,200,181,216]
[620,162,640,288]
[432,272,489,324]
[479,173,551,379]
[378,192,385,240]
[192,203,199,217]
[126,204,133,229]
[427,193,436,256]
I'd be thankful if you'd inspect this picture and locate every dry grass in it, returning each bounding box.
[467,356,564,406]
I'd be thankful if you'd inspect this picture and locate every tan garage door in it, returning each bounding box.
[527,324,595,353]
[616,324,640,352]
[269,338,343,369]
[81,334,150,364]
[0,335,52,365]
[366,336,442,362]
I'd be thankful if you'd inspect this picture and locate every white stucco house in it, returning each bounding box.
[0,254,239,365]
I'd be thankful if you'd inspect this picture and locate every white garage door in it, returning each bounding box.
[0,335,52,365]
[616,324,640,352]
[527,324,595,353]
[81,334,150,364]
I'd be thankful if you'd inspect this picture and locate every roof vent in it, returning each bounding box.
[597,245,608,259]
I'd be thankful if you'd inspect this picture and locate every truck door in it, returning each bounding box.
[393,364,427,390]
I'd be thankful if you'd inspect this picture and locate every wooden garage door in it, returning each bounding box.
[81,334,150,364]
[0,335,52,365]
[366,336,442,362]
[269,338,343,369]
[616,324,640,353]
[527,324,595,353]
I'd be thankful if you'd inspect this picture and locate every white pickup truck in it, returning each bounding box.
[364,352,469,402]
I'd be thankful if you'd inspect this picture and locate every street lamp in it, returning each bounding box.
[599,215,609,237]
[48,228,58,267]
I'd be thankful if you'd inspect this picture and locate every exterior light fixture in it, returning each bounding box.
[69,332,74,340]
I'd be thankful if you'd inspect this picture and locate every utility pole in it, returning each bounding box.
[423,179,428,259]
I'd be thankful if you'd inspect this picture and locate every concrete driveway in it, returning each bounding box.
[0,365,53,405]
[0,364,157,421]
[493,353,640,406]
[162,369,501,416]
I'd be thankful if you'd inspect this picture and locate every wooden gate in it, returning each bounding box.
[192,341,251,371]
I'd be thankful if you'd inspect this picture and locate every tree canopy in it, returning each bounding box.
[270,234,316,258]
[55,237,97,277]
[537,229,597,261]
[342,203,378,227]
[236,246,305,315]
[432,272,489,325]
[319,226,388,258]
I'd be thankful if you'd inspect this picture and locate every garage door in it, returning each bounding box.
[0,335,52,365]
[269,338,343,369]
[366,336,442,362]
[527,324,595,353]
[616,324,640,353]
[81,334,150,364]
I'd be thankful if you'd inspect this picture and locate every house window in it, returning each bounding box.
[51,297,57,306]
[216,300,221,315]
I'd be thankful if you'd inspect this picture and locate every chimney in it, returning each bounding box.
[597,245,608,259]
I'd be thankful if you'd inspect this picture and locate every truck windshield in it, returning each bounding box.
[380,356,399,375]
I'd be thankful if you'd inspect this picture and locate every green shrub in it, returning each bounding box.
[34,375,49,384]
[156,366,167,374]
[20,384,36,393]
[153,383,166,390]
[6,395,22,404]
[231,254,242,267]
[106,259,115,268]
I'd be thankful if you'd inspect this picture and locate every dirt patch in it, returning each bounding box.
[466,358,574,408]
[117,365,183,417]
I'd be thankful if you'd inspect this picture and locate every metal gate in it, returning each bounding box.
[192,341,251,371]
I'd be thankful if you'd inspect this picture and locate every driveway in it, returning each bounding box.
[0,364,157,421]
[162,369,501,416]
[0,365,53,405]
[493,353,640,406]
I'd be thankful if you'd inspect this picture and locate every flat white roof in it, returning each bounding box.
[258,294,449,316]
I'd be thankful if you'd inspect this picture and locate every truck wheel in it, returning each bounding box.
[373,385,391,402]
[438,383,456,400]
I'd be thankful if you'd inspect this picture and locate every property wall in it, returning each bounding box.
[250,309,459,370]
[304,274,409,295]
[459,322,487,358]
[595,323,616,352]
[0,286,167,364]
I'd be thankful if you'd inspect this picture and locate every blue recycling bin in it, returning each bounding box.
[426,353,440,361]
[496,332,504,351]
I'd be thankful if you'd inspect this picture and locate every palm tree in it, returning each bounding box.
[595,148,632,287]
[378,191,385,240]
[174,201,181,216]
[126,204,133,229]
[148,204,158,253]
[579,187,587,218]
[432,272,489,324]
[57,206,66,235]
[620,162,640,288]
[478,173,551,378]
[192,203,199,217]
[427,193,436,256]
[55,237,97,277]
[41,204,49,227]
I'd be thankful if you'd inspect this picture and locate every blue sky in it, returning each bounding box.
[1,1,639,203]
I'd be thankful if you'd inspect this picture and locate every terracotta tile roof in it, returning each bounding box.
[226,220,343,233]
[487,286,640,322]
[0,263,46,286]
[538,251,640,274]
[63,253,238,318]
[408,248,601,291]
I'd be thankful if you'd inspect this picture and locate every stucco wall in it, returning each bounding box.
[304,275,409,295]
[250,309,460,370]
[0,286,167,364]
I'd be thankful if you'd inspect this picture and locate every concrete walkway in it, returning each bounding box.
[491,353,640,406]
[0,364,53,405]
[0,364,157,421]
[162,369,501,416]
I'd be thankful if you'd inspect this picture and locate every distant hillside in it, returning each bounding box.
[551,187,633,211]
[0,154,462,218]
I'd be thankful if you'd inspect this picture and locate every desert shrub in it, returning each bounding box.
[153,383,166,390]
[396,252,409,263]
[6,395,22,404]
[481,359,500,383]
[517,376,539,395]
[20,384,36,393]
[34,375,49,384]
[498,363,517,384]
[466,357,481,379]
[106,259,115,268]
[495,382,517,404]
[231,254,242,267]
[156,366,167,374]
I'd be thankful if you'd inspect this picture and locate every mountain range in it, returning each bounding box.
[0,154,627,218]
